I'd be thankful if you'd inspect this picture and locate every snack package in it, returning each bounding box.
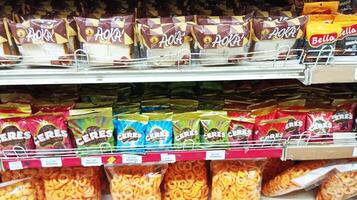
[163,161,209,200]
[192,20,250,64]
[172,112,200,149]
[334,15,357,57]
[227,111,255,143]
[331,100,357,132]
[25,114,72,150]
[139,21,193,66]
[0,19,17,65]
[9,18,71,66]
[0,115,35,152]
[302,1,340,15]
[211,160,264,200]
[0,178,37,200]
[262,160,328,197]
[31,101,75,116]
[113,113,148,151]
[75,15,135,66]
[317,165,357,200]
[144,113,173,150]
[306,110,334,138]
[262,158,294,184]
[105,164,167,200]
[255,118,288,143]
[277,110,307,138]
[250,16,308,61]
[1,168,45,200]
[67,108,114,151]
[41,167,101,200]
[200,114,230,146]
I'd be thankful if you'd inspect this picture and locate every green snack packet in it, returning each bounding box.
[200,114,230,147]
[67,108,114,154]
[172,112,200,149]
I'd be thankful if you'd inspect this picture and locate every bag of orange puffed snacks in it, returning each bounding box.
[105,164,167,200]
[163,161,209,200]
[211,160,265,200]
[40,166,101,200]
[0,178,37,200]
[1,168,45,200]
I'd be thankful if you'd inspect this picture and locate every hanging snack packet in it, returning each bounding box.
[74,15,135,66]
[334,15,357,57]
[8,18,71,66]
[139,22,193,66]
[67,108,114,151]
[331,99,357,132]
[302,1,340,15]
[277,110,307,138]
[172,112,200,149]
[255,118,289,143]
[113,113,148,152]
[250,16,307,61]
[200,114,230,146]
[227,111,255,144]
[306,109,334,139]
[26,114,72,150]
[0,19,17,65]
[144,113,173,150]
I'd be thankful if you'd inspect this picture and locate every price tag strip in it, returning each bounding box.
[206,150,226,160]
[160,154,176,163]
[122,154,142,164]
[40,158,62,168]
[8,161,23,170]
[81,157,102,167]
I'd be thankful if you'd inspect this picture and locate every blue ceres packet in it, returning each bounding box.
[144,113,173,150]
[113,114,148,152]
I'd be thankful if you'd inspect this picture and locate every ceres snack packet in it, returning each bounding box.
[306,110,334,138]
[67,108,114,151]
[144,113,173,150]
[200,114,230,146]
[331,99,357,132]
[255,118,288,143]
[172,112,200,148]
[277,110,307,138]
[113,113,148,151]
[8,18,71,66]
[227,111,255,143]
[26,114,72,149]
[75,15,135,66]
[250,16,307,61]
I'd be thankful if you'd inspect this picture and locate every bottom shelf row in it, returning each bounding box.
[0,159,356,200]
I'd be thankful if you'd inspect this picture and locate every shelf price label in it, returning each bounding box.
[353,147,357,157]
[160,154,176,163]
[122,154,142,164]
[8,161,23,170]
[81,157,102,167]
[206,150,226,160]
[40,158,62,168]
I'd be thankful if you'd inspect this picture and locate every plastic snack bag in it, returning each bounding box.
[200,114,230,146]
[227,111,255,144]
[1,168,45,200]
[331,99,357,132]
[144,113,173,150]
[105,164,167,200]
[277,110,307,138]
[172,112,201,149]
[0,178,37,200]
[67,108,114,152]
[114,113,148,152]
[163,161,209,200]
[262,160,329,196]
[262,158,294,184]
[41,166,101,200]
[306,110,334,139]
[211,160,265,200]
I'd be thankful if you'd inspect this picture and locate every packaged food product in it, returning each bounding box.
[277,110,307,138]
[192,21,250,64]
[163,161,209,200]
[302,1,340,15]
[331,100,357,132]
[25,114,72,150]
[334,15,357,57]
[67,108,114,151]
[144,113,173,150]
[137,16,194,27]
[262,158,294,184]
[262,160,328,196]
[196,15,245,25]
[41,166,101,200]
[0,178,37,200]
[306,110,334,138]
[8,18,71,66]
[1,168,45,200]
[172,112,200,148]
[74,15,135,66]
[0,19,17,65]
[113,113,148,151]
[139,21,193,66]
[31,101,75,116]
[255,118,287,142]
[200,114,230,146]
[250,16,307,61]
[211,160,264,200]
[105,164,167,200]
[227,111,255,143]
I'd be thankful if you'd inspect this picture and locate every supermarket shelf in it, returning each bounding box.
[303,64,357,85]
[0,64,304,85]
[1,148,283,170]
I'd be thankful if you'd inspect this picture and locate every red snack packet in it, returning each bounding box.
[277,110,307,138]
[25,114,72,149]
[255,118,286,143]
[306,110,333,138]
[227,112,255,143]
[0,117,35,151]
[332,102,357,132]
[31,101,75,117]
